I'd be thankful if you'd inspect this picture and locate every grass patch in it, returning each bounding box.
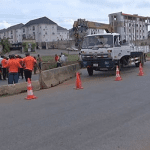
[147,53,150,58]
[42,54,78,62]
[68,54,78,61]
[42,55,54,62]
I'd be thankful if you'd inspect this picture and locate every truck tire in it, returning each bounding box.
[87,67,93,76]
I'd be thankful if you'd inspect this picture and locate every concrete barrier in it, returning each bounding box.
[0,63,80,97]
[40,63,80,89]
[0,80,40,96]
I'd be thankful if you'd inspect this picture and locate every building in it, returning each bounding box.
[57,26,69,41]
[22,16,58,43]
[108,12,150,43]
[0,24,24,43]
[7,23,24,43]
[0,29,8,40]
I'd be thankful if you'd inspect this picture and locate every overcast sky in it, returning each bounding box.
[0,0,150,30]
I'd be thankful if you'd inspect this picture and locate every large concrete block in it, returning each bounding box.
[40,63,80,89]
[0,85,9,96]
[0,80,40,96]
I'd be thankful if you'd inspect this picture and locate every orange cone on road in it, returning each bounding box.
[75,72,83,90]
[138,63,144,76]
[115,65,122,81]
[25,78,37,100]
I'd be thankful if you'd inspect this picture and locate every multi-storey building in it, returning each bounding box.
[108,12,150,43]
[0,29,8,40]
[57,26,69,41]
[0,17,69,44]
[0,24,24,43]
[7,23,24,43]
[22,17,58,42]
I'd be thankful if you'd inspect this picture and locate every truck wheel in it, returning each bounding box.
[87,67,93,76]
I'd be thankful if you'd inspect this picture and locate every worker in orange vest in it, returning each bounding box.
[1,56,7,80]
[5,54,22,84]
[22,53,37,82]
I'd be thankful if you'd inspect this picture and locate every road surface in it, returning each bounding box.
[1,62,150,149]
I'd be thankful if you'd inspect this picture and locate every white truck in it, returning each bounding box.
[81,33,149,76]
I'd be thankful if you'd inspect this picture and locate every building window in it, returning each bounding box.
[137,30,138,32]
[33,26,35,31]
[11,30,13,34]
[129,29,130,32]
[124,27,126,32]
[23,29,25,33]
[52,32,55,35]
[137,35,138,38]
[143,36,145,39]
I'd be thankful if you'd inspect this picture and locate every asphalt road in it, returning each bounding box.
[1,62,150,150]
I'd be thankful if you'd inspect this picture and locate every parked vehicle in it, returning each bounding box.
[81,33,149,76]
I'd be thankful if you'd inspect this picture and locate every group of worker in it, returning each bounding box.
[0,53,42,84]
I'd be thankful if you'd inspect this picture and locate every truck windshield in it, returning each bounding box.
[82,35,113,49]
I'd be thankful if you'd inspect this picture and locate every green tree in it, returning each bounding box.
[0,38,11,54]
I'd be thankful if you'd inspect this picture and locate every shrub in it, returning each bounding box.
[0,38,10,54]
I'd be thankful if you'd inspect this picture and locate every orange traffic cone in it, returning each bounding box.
[138,63,144,76]
[25,78,37,100]
[75,72,83,90]
[115,65,122,81]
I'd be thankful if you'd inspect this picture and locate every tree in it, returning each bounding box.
[0,38,11,54]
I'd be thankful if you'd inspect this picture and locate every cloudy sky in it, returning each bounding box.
[0,0,150,30]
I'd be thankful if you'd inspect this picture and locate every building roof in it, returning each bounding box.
[7,23,24,30]
[121,12,150,19]
[0,29,8,33]
[57,25,68,31]
[23,16,57,27]
[109,12,150,20]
